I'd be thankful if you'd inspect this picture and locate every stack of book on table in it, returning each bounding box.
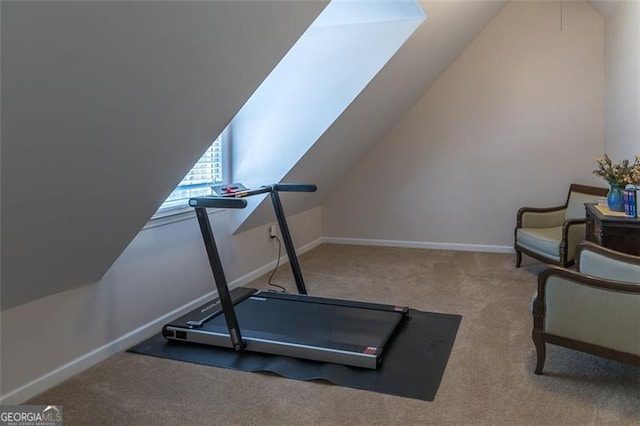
[623,185,638,217]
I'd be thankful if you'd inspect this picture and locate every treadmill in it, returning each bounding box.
[163,183,408,369]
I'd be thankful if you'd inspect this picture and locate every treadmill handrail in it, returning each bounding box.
[273,183,317,193]
[193,182,316,295]
[211,183,317,199]
[189,197,247,209]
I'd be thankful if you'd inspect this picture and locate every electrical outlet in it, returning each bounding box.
[269,225,277,238]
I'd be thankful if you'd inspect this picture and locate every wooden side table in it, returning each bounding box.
[585,203,640,256]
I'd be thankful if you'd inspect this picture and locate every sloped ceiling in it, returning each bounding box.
[231,1,425,231]
[0,0,327,310]
[239,0,507,231]
[589,0,617,17]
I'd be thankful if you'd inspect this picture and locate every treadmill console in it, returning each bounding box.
[211,183,249,197]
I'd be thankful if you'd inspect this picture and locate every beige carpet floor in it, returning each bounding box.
[28,244,640,425]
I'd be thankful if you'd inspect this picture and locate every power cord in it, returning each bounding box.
[268,235,287,292]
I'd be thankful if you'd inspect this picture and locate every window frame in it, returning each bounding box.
[146,130,230,229]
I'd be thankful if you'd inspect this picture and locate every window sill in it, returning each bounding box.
[144,207,194,230]
[143,206,224,230]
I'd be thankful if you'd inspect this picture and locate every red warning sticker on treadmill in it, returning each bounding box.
[363,346,377,355]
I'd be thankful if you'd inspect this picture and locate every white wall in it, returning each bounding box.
[0,0,325,310]
[0,207,322,403]
[323,1,605,249]
[604,0,640,160]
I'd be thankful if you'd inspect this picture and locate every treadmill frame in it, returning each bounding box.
[163,183,408,369]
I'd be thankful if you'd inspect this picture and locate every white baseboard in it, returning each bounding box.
[0,237,324,405]
[323,236,514,254]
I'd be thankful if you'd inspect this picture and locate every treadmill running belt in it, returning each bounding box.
[129,309,462,401]
[207,296,402,348]
[163,288,407,368]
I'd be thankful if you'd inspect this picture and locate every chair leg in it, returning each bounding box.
[515,250,522,268]
[532,330,546,375]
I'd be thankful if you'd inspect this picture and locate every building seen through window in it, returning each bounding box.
[158,134,224,212]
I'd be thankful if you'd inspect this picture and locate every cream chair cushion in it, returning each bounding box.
[516,226,562,262]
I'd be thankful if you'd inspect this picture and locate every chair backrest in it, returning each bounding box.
[578,243,640,283]
[565,184,608,220]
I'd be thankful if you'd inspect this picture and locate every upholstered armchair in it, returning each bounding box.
[515,184,608,267]
[532,241,640,374]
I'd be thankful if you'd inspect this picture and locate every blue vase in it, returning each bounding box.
[607,184,625,211]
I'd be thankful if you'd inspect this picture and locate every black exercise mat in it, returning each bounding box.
[128,309,461,401]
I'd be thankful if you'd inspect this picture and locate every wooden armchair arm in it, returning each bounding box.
[517,205,566,229]
[562,218,586,230]
[577,240,640,267]
[561,219,587,263]
[537,266,640,300]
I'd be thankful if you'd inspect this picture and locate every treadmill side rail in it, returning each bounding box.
[163,287,257,331]
[255,290,409,316]
[164,327,382,369]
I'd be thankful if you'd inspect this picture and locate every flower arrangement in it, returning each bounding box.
[593,154,640,187]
